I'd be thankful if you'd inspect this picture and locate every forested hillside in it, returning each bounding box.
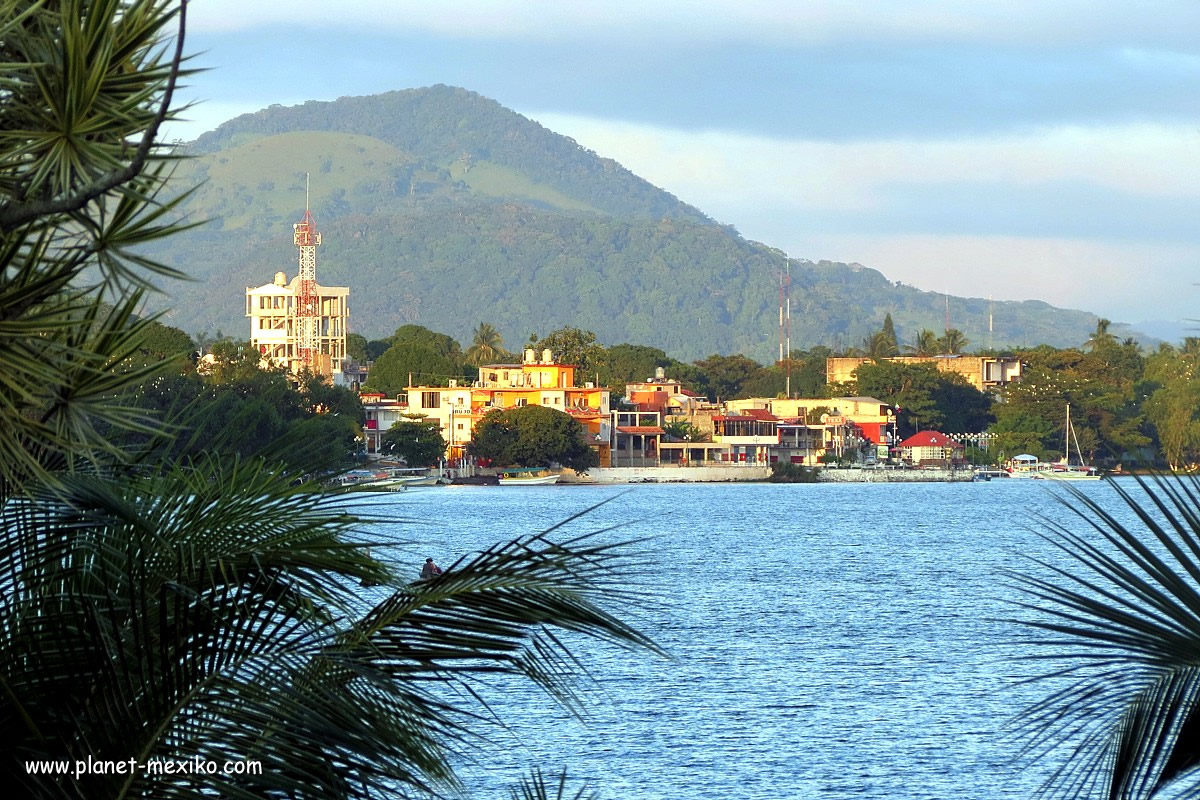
[144,85,1135,360]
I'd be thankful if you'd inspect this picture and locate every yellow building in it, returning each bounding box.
[402,348,612,465]
[825,355,1022,392]
[246,271,349,379]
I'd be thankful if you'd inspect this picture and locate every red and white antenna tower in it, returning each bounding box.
[293,175,322,370]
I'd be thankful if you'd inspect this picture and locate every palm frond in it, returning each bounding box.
[1013,473,1200,799]
[509,767,599,800]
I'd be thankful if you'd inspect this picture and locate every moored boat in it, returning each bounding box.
[498,469,561,485]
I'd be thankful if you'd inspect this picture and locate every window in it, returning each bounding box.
[515,398,527,407]
[421,392,440,409]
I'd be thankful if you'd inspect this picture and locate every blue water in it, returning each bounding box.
[353,479,1148,799]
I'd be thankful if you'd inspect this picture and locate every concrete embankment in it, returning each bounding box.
[557,466,974,484]
[564,465,771,484]
[817,467,974,483]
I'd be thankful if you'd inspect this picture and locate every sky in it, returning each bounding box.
[171,1,1200,339]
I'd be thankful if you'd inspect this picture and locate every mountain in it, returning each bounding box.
[143,85,1134,361]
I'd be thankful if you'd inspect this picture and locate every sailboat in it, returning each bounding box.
[1034,404,1101,481]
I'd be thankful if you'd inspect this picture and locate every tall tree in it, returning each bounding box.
[862,330,900,359]
[386,324,464,361]
[693,353,766,401]
[465,321,509,366]
[1144,343,1200,469]
[937,329,969,354]
[1085,317,1117,352]
[365,343,461,395]
[905,329,941,357]
[880,313,899,354]
[535,327,608,377]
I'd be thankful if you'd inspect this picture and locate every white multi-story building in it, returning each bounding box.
[246,270,349,379]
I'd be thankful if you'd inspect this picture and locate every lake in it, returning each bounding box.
[354,478,1151,799]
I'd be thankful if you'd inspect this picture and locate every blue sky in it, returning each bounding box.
[171,1,1200,338]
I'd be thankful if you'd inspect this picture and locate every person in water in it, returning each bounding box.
[420,557,442,579]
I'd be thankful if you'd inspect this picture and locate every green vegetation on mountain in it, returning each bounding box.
[146,85,1143,361]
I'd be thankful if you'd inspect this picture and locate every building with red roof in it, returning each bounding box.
[898,431,965,468]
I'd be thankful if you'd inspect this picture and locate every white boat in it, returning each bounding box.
[498,470,561,485]
[1037,404,1102,481]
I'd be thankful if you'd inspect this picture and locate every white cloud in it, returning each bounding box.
[189,1,1200,49]
[161,101,278,142]
[799,233,1200,324]
[527,112,1200,213]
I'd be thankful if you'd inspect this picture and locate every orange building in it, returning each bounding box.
[401,348,612,465]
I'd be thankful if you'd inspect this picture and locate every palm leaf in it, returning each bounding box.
[1013,473,1200,799]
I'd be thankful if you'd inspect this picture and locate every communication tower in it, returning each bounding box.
[292,176,322,369]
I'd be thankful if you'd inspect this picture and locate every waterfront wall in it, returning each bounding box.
[817,467,974,483]
[566,466,771,484]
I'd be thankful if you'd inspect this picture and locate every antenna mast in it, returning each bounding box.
[293,174,322,370]
[778,254,792,398]
[988,296,994,351]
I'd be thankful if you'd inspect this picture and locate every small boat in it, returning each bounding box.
[1038,404,1102,481]
[973,467,1009,481]
[498,468,561,486]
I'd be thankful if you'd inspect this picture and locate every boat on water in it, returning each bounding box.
[1004,454,1043,478]
[973,467,1010,481]
[330,467,442,491]
[498,468,561,486]
[1034,404,1102,481]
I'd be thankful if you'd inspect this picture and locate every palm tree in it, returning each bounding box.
[937,328,969,354]
[466,321,508,366]
[1014,474,1200,799]
[0,5,659,798]
[861,330,899,359]
[1085,317,1117,352]
[905,329,941,357]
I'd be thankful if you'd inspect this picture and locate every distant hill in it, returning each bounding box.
[143,85,1136,360]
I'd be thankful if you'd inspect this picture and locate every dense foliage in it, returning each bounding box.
[380,417,447,467]
[468,406,599,471]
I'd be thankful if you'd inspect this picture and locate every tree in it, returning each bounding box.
[861,330,899,359]
[465,321,509,366]
[0,5,656,798]
[535,327,608,378]
[346,332,368,362]
[1144,344,1200,469]
[880,313,899,355]
[852,360,945,436]
[937,328,969,354]
[381,417,447,466]
[365,343,460,395]
[1016,474,1200,799]
[1085,317,1117,352]
[693,353,766,401]
[662,420,708,442]
[905,329,940,357]
[385,324,464,362]
[469,406,599,470]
